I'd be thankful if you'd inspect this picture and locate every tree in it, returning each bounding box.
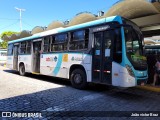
[0,41,8,49]
[0,31,18,49]
[0,31,18,41]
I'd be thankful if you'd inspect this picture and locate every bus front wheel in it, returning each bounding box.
[70,69,87,89]
[19,64,26,76]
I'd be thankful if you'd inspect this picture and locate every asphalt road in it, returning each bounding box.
[0,66,160,120]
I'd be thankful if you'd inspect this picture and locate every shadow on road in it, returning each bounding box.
[1,69,160,120]
[3,69,112,92]
[3,69,71,86]
[0,85,159,119]
[3,69,159,102]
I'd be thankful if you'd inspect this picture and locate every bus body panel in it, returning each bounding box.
[123,52,148,85]
[112,62,136,87]
[40,53,92,81]
[18,55,32,72]
[7,56,13,69]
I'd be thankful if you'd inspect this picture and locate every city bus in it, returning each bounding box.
[6,16,148,89]
[0,49,7,64]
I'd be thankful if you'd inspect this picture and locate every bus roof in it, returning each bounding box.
[8,15,122,44]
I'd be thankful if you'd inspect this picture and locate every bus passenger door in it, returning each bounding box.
[32,41,41,73]
[92,30,114,84]
[13,45,19,70]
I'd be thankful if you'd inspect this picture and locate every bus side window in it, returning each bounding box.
[7,44,13,55]
[113,28,122,63]
[51,36,56,51]
[43,36,50,53]
[69,29,89,50]
[20,42,26,54]
[26,41,31,54]
[51,34,68,52]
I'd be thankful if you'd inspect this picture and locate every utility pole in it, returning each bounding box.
[15,7,25,32]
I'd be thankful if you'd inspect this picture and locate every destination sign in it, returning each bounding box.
[92,25,110,32]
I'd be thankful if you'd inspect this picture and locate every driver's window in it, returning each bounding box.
[133,41,140,55]
[125,28,133,52]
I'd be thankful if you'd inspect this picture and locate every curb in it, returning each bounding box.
[136,85,160,92]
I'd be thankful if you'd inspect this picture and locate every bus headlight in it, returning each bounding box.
[126,65,135,77]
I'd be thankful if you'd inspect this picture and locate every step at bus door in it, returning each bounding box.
[32,40,42,73]
[92,30,114,84]
[13,45,19,70]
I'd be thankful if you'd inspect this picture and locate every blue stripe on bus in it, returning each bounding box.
[53,54,63,76]
[57,16,121,33]
[8,16,122,44]
[51,53,91,76]
[8,35,40,44]
[112,16,123,24]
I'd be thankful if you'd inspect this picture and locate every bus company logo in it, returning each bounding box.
[71,57,75,61]
[63,54,68,62]
[46,57,54,62]
[2,112,11,117]
[54,56,58,62]
[1,112,42,118]
[71,56,82,61]
[46,56,58,62]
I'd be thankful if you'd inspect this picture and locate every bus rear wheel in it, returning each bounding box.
[19,64,26,76]
[70,69,87,89]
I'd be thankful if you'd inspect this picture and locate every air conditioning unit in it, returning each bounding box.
[98,11,104,17]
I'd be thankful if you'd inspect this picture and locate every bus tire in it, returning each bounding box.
[70,69,87,89]
[19,64,26,76]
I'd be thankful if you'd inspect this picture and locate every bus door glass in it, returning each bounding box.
[92,30,114,84]
[33,40,42,73]
[13,45,19,70]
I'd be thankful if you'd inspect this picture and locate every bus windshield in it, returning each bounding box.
[125,26,143,56]
[124,26,147,70]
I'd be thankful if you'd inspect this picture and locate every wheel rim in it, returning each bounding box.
[20,66,24,74]
[73,73,82,84]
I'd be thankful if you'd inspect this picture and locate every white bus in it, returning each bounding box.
[7,16,148,89]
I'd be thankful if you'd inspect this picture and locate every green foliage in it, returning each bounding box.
[0,31,18,40]
[0,41,8,49]
[0,31,18,49]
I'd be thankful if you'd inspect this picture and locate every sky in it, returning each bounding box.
[0,0,118,41]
